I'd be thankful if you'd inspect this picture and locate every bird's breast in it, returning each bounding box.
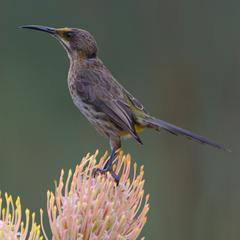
[67,75,98,121]
[68,77,84,108]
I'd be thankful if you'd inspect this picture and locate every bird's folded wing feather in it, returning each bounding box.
[75,69,142,142]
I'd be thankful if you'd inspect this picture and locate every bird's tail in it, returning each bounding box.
[141,115,229,151]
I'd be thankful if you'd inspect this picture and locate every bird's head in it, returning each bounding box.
[20,25,98,60]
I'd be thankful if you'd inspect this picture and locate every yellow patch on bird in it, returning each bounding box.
[135,124,145,133]
[56,27,72,37]
[120,124,145,137]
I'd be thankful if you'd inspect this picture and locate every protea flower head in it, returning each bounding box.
[41,150,150,240]
[0,192,43,240]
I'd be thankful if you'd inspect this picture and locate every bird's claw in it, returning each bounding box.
[94,167,120,186]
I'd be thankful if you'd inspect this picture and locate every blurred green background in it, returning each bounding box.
[1,0,239,239]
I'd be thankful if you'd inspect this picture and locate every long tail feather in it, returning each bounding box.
[143,115,230,151]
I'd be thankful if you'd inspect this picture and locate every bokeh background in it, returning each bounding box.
[1,0,240,239]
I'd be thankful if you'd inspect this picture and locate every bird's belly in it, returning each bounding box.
[71,94,121,138]
[68,83,94,121]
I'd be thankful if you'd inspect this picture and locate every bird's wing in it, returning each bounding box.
[75,69,142,144]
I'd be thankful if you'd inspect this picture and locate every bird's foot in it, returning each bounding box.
[94,147,120,185]
[94,166,120,185]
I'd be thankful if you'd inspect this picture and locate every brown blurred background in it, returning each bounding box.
[1,0,239,239]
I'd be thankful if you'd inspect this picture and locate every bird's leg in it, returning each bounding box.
[94,147,120,185]
[103,147,116,170]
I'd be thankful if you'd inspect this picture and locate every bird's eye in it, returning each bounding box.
[88,52,97,59]
[65,31,74,38]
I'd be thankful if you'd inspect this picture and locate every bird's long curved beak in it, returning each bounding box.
[20,24,72,56]
[20,25,56,35]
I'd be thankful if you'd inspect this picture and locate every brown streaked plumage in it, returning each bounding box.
[20,25,229,184]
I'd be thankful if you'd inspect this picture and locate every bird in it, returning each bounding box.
[21,25,228,184]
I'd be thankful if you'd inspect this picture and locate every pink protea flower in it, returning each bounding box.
[0,192,43,240]
[41,150,150,240]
